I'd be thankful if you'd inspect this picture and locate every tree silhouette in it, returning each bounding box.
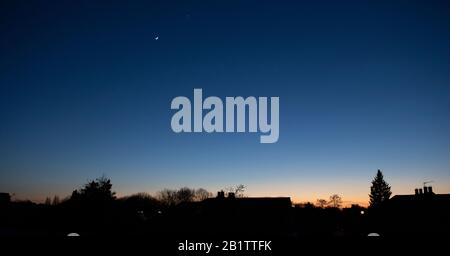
[71,175,116,203]
[195,188,212,201]
[369,169,392,208]
[328,194,342,208]
[316,199,327,208]
[52,195,60,205]
[176,187,195,203]
[157,187,211,206]
[224,184,246,198]
[120,192,161,216]
[157,189,178,206]
[234,184,246,198]
[45,197,51,205]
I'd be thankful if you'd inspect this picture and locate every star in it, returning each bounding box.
[154,36,159,41]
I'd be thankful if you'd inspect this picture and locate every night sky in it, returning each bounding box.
[1,0,450,204]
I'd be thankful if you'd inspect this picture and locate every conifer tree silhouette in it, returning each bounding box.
[369,169,392,208]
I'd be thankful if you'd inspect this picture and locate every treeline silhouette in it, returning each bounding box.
[0,170,449,239]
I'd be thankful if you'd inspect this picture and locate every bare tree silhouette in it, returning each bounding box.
[195,188,212,201]
[158,187,212,206]
[224,184,246,197]
[316,199,327,208]
[157,189,178,207]
[176,187,195,202]
[328,194,342,208]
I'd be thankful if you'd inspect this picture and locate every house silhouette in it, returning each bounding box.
[375,186,450,237]
[164,191,293,238]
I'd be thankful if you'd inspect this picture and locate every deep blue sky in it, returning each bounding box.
[1,0,450,203]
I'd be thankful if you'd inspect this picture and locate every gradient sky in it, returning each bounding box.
[1,0,450,205]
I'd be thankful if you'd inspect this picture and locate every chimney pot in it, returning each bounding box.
[415,188,419,195]
[419,188,423,195]
[424,186,428,194]
[428,186,433,194]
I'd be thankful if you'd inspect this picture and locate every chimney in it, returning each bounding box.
[419,188,423,195]
[428,186,433,194]
[415,188,419,195]
[217,191,225,199]
[424,186,428,194]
